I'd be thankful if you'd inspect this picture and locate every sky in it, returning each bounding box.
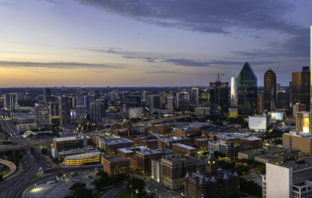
[0,0,311,87]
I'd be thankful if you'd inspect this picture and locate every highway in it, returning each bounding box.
[0,159,16,179]
[0,151,39,198]
[12,164,103,198]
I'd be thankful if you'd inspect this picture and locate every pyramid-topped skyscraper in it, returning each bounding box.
[237,62,257,115]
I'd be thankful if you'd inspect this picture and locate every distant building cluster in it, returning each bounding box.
[1,61,312,198]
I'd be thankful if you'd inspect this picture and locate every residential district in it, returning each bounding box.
[0,62,312,198]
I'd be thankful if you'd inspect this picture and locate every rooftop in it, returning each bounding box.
[277,157,312,171]
[173,143,196,151]
[103,156,129,163]
[54,135,90,142]
[64,151,100,160]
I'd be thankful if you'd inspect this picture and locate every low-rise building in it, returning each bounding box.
[97,134,134,152]
[158,136,191,148]
[51,135,94,159]
[248,115,268,132]
[194,137,210,149]
[283,131,312,154]
[175,127,200,137]
[172,143,196,156]
[240,136,263,149]
[161,154,205,190]
[184,171,239,198]
[102,156,130,176]
[63,152,101,166]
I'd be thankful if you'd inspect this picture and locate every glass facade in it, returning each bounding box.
[209,81,229,117]
[264,69,276,111]
[237,62,257,115]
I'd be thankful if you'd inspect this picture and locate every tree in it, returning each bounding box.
[41,148,48,155]
[65,182,94,198]
[92,170,110,190]
[127,177,145,197]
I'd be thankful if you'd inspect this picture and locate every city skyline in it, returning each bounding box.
[0,0,311,87]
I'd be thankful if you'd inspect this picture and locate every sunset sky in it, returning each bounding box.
[0,0,311,87]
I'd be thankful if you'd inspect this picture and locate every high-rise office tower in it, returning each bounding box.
[89,100,106,125]
[166,96,174,110]
[310,26,312,133]
[291,66,310,108]
[59,96,72,127]
[84,95,95,113]
[176,92,190,111]
[4,93,18,111]
[209,80,229,116]
[190,87,199,107]
[257,94,263,114]
[277,90,290,110]
[35,103,50,128]
[43,88,51,104]
[142,91,151,107]
[237,62,257,115]
[150,94,161,109]
[230,77,237,107]
[264,68,277,111]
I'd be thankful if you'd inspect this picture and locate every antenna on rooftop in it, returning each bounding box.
[217,72,224,81]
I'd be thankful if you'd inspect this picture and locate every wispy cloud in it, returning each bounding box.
[0,60,124,69]
[163,58,276,67]
[147,69,182,74]
[78,0,300,35]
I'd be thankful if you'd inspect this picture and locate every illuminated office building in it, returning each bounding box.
[291,66,310,108]
[296,111,309,133]
[4,93,18,111]
[264,68,276,111]
[209,80,229,116]
[63,152,101,166]
[237,62,257,115]
[230,77,237,107]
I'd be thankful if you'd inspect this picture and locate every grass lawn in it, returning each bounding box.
[114,188,132,198]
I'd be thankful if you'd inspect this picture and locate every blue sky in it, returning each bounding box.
[0,0,311,87]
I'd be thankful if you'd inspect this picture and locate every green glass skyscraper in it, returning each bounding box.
[237,62,257,115]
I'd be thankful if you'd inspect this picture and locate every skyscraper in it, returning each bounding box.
[291,66,310,108]
[150,94,161,109]
[59,96,72,127]
[310,26,312,133]
[209,80,229,117]
[43,88,51,104]
[230,77,237,107]
[237,62,257,116]
[90,100,106,125]
[264,68,277,111]
[4,93,18,111]
[190,87,199,107]
[176,92,190,111]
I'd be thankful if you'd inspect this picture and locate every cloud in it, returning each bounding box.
[85,47,161,63]
[147,69,181,74]
[78,0,309,63]
[164,59,210,67]
[0,60,123,69]
[233,29,310,59]
[77,0,300,35]
[163,58,276,67]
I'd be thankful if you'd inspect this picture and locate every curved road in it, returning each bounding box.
[0,152,39,198]
[0,159,16,178]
